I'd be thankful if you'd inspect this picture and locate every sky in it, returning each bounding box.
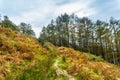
[0,0,120,37]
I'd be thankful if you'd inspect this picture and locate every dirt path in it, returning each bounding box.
[54,58,75,80]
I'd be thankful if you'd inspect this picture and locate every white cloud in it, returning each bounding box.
[55,0,95,17]
[75,8,96,17]
[11,8,52,24]
[9,0,96,37]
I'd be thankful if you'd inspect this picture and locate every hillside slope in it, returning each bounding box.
[0,27,120,80]
[0,27,48,79]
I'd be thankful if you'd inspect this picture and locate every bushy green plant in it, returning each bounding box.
[87,53,103,61]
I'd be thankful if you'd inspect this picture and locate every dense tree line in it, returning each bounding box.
[0,14,35,37]
[39,13,120,65]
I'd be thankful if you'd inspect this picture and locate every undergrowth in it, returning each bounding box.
[0,27,120,80]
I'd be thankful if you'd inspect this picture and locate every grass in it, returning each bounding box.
[7,55,56,80]
[0,27,120,80]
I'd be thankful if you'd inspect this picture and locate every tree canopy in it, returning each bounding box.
[0,15,36,37]
[39,13,120,65]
